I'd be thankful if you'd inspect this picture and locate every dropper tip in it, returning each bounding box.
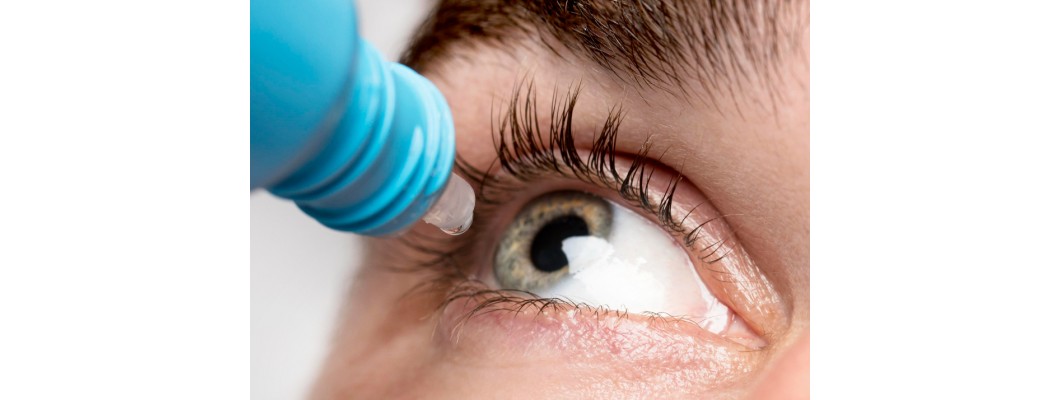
[422,174,476,235]
[439,215,473,235]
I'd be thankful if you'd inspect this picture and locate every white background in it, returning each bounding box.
[1,1,1059,399]
[250,1,429,399]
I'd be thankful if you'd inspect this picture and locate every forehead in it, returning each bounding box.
[401,0,808,103]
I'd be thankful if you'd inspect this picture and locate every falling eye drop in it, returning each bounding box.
[250,0,474,236]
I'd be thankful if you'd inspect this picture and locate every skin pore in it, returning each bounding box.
[314,1,808,398]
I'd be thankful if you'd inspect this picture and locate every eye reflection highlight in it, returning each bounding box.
[492,190,760,344]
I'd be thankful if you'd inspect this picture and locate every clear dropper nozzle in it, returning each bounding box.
[422,174,475,235]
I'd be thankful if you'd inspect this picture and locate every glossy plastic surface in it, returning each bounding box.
[250,0,463,236]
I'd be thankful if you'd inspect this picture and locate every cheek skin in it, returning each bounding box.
[309,243,440,399]
[311,240,762,399]
[748,331,810,400]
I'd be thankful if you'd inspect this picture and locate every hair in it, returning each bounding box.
[401,0,807,97]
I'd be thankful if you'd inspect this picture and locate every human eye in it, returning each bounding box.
[399,82,787,369]
[490,189,762,346]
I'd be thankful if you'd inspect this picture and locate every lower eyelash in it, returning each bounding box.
[436,280,713,336]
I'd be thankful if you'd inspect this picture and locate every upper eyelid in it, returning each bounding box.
[398,79,733,278]
[458,80,703,233]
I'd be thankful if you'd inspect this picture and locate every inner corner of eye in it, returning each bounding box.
[491,190,737,334]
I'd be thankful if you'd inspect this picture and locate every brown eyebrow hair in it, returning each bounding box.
[400,0,806,98]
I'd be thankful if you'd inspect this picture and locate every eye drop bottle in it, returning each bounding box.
[250,0,474,236]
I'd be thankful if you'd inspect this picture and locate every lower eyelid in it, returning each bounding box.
[434,287,766,388]
[440,282,765,348]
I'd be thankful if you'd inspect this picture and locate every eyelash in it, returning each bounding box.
[392,79,735,321]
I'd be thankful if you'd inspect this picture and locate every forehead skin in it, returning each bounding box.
[315,1,809,398]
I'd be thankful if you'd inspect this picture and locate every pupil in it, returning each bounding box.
[530,215,590,272]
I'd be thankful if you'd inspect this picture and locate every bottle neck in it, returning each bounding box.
[266,38,457,236]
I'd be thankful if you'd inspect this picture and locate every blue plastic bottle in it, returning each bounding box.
[250,0,474,236]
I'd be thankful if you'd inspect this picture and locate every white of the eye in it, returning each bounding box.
[535,201,733,333]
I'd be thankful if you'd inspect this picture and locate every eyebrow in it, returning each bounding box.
[400,0,806,97]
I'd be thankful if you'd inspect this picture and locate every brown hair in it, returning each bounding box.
[401,0,806,93]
